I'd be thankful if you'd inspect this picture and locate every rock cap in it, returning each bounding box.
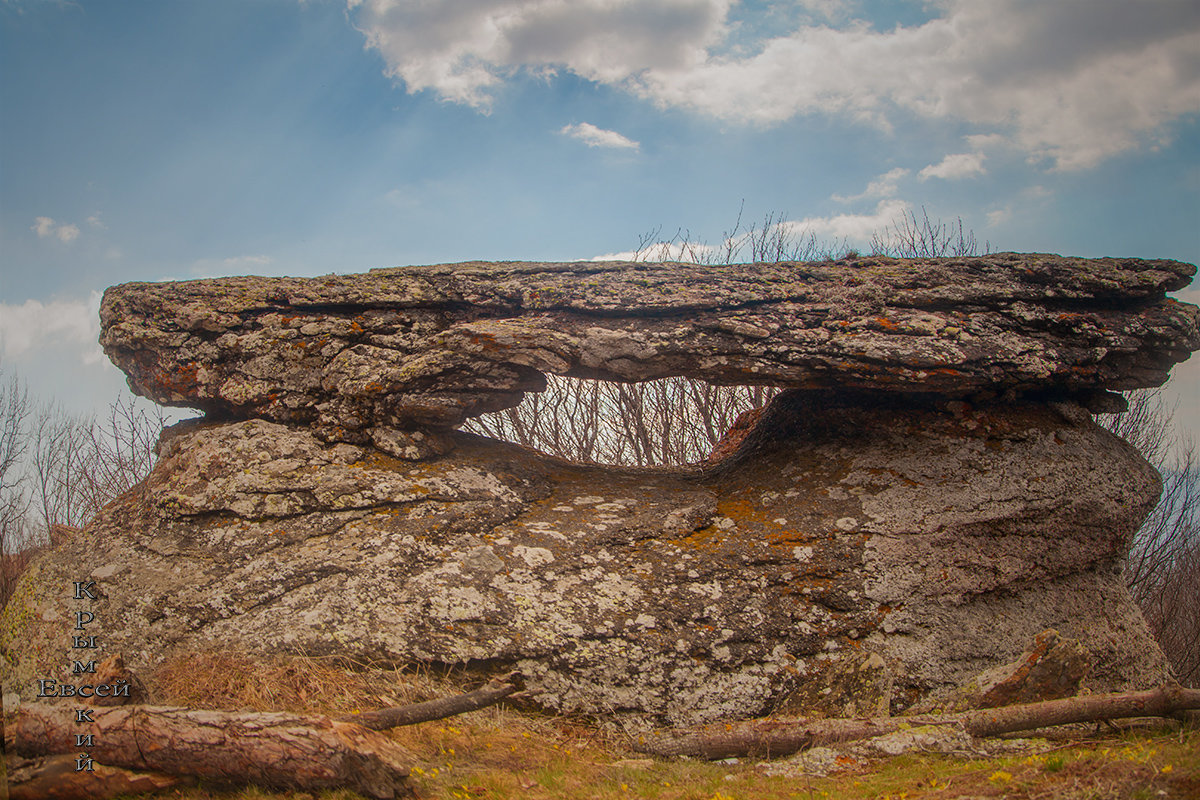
[99,254,1199,438]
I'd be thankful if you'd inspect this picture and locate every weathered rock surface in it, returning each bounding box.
[911,629,1092,713]
[99,255,1199,438]
[7,255,1197,726]
[3,391,1172,724]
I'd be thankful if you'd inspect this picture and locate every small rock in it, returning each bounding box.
[914,629,1092,713]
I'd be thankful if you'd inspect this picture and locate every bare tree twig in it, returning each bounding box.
[336,672,522,730]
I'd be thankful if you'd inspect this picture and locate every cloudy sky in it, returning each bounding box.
[2,0,1198,445]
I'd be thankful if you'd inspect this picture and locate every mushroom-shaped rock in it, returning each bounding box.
[3,254,1194,726]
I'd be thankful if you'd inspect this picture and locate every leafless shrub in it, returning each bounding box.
[870,205,989,258]
[1098,387,1200,686]
[466,375,777,467]
[30,394,163,532]
[0,363,164,606]
[630,203,850,266]
[0,372,30,539]
[1,369,33,607]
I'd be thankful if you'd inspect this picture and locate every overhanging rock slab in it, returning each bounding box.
[99,255,1199,439]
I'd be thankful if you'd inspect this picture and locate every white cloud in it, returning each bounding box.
[31,216,80,243]
[833,167,908,203]
[589,250,640,261]
[86,213,106,230]
[965,133,1008,152]
[639,0,1200,170]
[349,0,730,110]
[590,240,715,262]
[986,206,1012,227]
[31,217,54,237]
[0,292,104,365]
[919,152,987,181]
[780,198,910,244]
[561,122,640,150]
[350,0,1200,170]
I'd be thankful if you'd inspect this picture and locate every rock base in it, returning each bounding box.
[2,392,1169,725]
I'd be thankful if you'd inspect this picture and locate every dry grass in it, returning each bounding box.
[147,649,439,716]
[84,722,1200,800]
[114,652,1200,800]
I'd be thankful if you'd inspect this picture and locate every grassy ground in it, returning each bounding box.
[11,652,1200,799]
[112,720,1199,800]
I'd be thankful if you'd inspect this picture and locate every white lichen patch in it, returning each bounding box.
[512,545,554,567]
[688,582,724,600]
[793,546,813,562]
[590,571,643,610]
[428,586,488,622]
[430,467,521,503]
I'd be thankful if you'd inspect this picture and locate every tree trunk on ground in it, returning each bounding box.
[337,672,521,730]
[962,684,1200,737]
[5,670,520,797]
[635,685,1200,759]
[6,753,187,800]
[7,703,414,799]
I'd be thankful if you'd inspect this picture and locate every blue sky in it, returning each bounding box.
[1,0,1198,446]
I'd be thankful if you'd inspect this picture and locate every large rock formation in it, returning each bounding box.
[98,254,1198,438]
[4,255,1198,726]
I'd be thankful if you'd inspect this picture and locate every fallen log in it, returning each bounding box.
[8,704,415,799]
[964,684,1200,737]
[635,685,1200,760]
[338,671,522,730]
[5,669,522,797]
[6,753,188,800]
